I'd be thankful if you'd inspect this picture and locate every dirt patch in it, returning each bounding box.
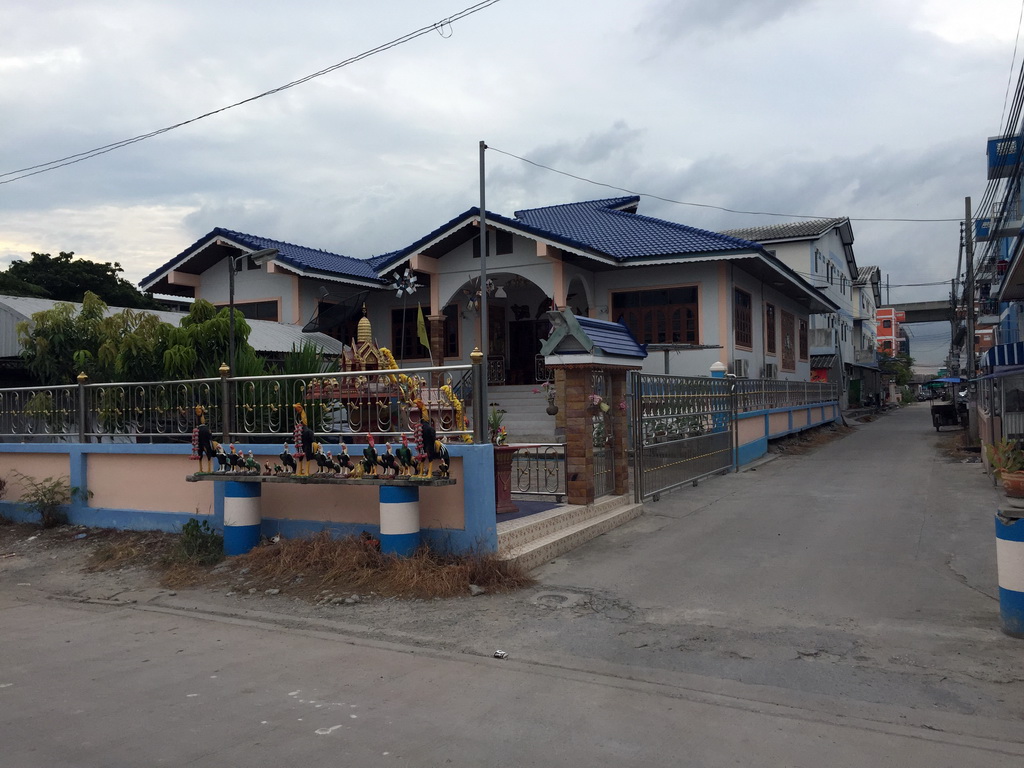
[935,428,982,463]
[769,423,855,455]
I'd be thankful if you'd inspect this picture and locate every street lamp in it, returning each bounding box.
[228,248,278,375]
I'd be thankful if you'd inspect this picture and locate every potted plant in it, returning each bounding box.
[487,407,518,514]
[986,438,1024,497]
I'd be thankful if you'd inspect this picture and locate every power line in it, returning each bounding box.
[0,0,502,185]
[487,145,967,224]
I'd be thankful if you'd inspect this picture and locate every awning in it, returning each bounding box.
[973,365,1024,381]
[983,341,1024,367]
[929,377,963,384]
[810,354,837,368]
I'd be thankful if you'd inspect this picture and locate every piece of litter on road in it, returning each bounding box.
[73,533,87,539]
[187,693,199,698]
[16,583,31,587]
[493,650,508,659]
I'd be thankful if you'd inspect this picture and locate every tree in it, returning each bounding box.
[17,293,264,385]
[878,352,915,386]
[3,251,159,309]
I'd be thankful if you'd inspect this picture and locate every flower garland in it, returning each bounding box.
[440,384,472,440]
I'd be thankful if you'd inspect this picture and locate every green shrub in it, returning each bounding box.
[167,518,223,566]
[12,472,87,528]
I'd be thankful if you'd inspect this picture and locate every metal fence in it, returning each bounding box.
[0,365,476,443]
[511,443,566,501]
[631,373,734,502]
[631,374,839,502]
[734,379,838,413]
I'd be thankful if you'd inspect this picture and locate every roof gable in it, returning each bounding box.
[140,228,383,296]
[540,309,647,360]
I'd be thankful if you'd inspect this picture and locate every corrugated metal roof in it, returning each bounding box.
[810,354,838,368]
[722,218,849,243]
[0,295,344,358]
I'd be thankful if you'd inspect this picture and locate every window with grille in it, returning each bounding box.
[611,286,699,344]
[799,319,808,361]
[734,289,752,349]
[781,311,796,370]
[765,303,777,354]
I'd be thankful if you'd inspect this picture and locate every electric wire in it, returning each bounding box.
[0,0,502,185]
[486,145,966,223]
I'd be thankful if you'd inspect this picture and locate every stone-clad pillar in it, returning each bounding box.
[562,367,594,506]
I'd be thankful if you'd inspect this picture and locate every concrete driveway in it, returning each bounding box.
[2,402,1022,765]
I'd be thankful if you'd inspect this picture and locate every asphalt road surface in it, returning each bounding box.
[2,402,1022,766]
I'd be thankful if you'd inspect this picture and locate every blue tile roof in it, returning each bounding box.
[577,316,647,358]
[140,227,382,290]
[513,197,762,261]
[212,228,381,281]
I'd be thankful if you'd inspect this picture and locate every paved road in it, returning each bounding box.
[2,402,1022,765]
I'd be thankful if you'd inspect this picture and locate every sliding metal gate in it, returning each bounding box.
[631,372,734,502]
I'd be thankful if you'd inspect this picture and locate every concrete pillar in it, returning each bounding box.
[996,513,1024,638]
[379,485,421,556]
[223,481,261,556]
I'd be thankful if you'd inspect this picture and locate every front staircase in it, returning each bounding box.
[498,495,644,571]
[487,385,558,444]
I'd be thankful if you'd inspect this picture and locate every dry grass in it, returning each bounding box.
[85,530,177,572]
[224,531,534,599]
[770,423,855,455]
[78,527,534,598]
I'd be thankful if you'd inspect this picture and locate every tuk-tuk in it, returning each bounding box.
[928,377,967,431]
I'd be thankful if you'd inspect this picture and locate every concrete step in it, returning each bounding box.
[498,495,644,571]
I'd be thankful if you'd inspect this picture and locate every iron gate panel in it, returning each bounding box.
[591,370,613,498]
[631,372,734,502]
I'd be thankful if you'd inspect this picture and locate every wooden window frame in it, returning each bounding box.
[611,286,700,345]
[781,310,796,371]
[798,318,809,361]
[734,289,753,350]
[765,303,777,355]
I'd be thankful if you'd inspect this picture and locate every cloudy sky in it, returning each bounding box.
[1,0,1021,367]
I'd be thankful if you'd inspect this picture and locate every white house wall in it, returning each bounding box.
[198,261,298,325]
[592,261,812,379]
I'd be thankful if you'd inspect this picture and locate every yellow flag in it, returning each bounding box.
[417,304,430,351]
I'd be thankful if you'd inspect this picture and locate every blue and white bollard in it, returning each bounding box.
[224,481,262,556]
[379,485,420,556]
[996,513,1024,638]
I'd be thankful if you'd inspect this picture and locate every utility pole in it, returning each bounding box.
[965,197,975,378]
[965,196,980,443]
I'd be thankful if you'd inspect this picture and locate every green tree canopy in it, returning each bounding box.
[3,251,159,309]
[878,352,916,386]
[17,293,265,384]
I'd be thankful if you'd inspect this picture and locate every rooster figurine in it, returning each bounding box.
[190,405,216,473]
[337,444,355,477]
[293,403,314,476]
[396,433,417,477]
[245,450,260,474]
[214,442,229,473]
[228,444,245,473]
[279,441,296,475]
[379,442,398,478]
[361,433,380,477]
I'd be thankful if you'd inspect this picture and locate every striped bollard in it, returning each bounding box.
[224,481,262,556]
[379,485,420,556]
[996,513,1024,638]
